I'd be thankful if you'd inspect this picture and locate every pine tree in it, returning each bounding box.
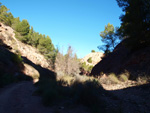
[11,17,20,29]
[15,19,30,43]
[0,3,14,26]
[98,23,119,54]
[116,0,150,49]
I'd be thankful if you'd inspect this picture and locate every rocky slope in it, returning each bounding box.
[0,23,53,82]
[81,52,103,66]
[91,39,150,79]
[0,23,50,69]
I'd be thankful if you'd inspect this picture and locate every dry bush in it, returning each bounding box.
[136,76,150,85]
[55,46,80,78]
[55,52,66,76]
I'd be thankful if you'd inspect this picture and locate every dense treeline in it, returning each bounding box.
[0,2,57,67]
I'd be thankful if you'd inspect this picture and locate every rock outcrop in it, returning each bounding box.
[91,39,150,79]
[81,52,104,66]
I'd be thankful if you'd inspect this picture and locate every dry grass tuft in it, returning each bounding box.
[108,73,120,84]
[119,74,128,82]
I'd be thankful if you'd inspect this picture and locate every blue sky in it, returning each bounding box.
[1,0,122,58]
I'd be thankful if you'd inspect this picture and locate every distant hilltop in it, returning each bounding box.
[81,52,104,66]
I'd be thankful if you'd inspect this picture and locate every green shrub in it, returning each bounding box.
[81,62,88,70]
[100,71,104,75]
[108,73,120,84]
[88,65,93,72]
[11,53,23,64]
[119,74,128,82]
[87,57,92,63]
[91,50,95,52]
[80,62,93,73]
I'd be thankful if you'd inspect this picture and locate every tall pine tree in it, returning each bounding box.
[15,19,30,43]
[117,0,150,49]
[0,2,14,26]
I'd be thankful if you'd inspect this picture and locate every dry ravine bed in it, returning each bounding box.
[0,79,149,113]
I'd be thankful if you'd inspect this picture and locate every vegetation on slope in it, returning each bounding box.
[0,2,57,69]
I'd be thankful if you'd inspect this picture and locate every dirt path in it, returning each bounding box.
[0,81,89,113]
[1,80,149,113]
[0,81,54,113]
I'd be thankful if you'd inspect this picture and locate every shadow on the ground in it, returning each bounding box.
[107,83,150,113]
[0,39,32,87]
[22,56,56,81]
